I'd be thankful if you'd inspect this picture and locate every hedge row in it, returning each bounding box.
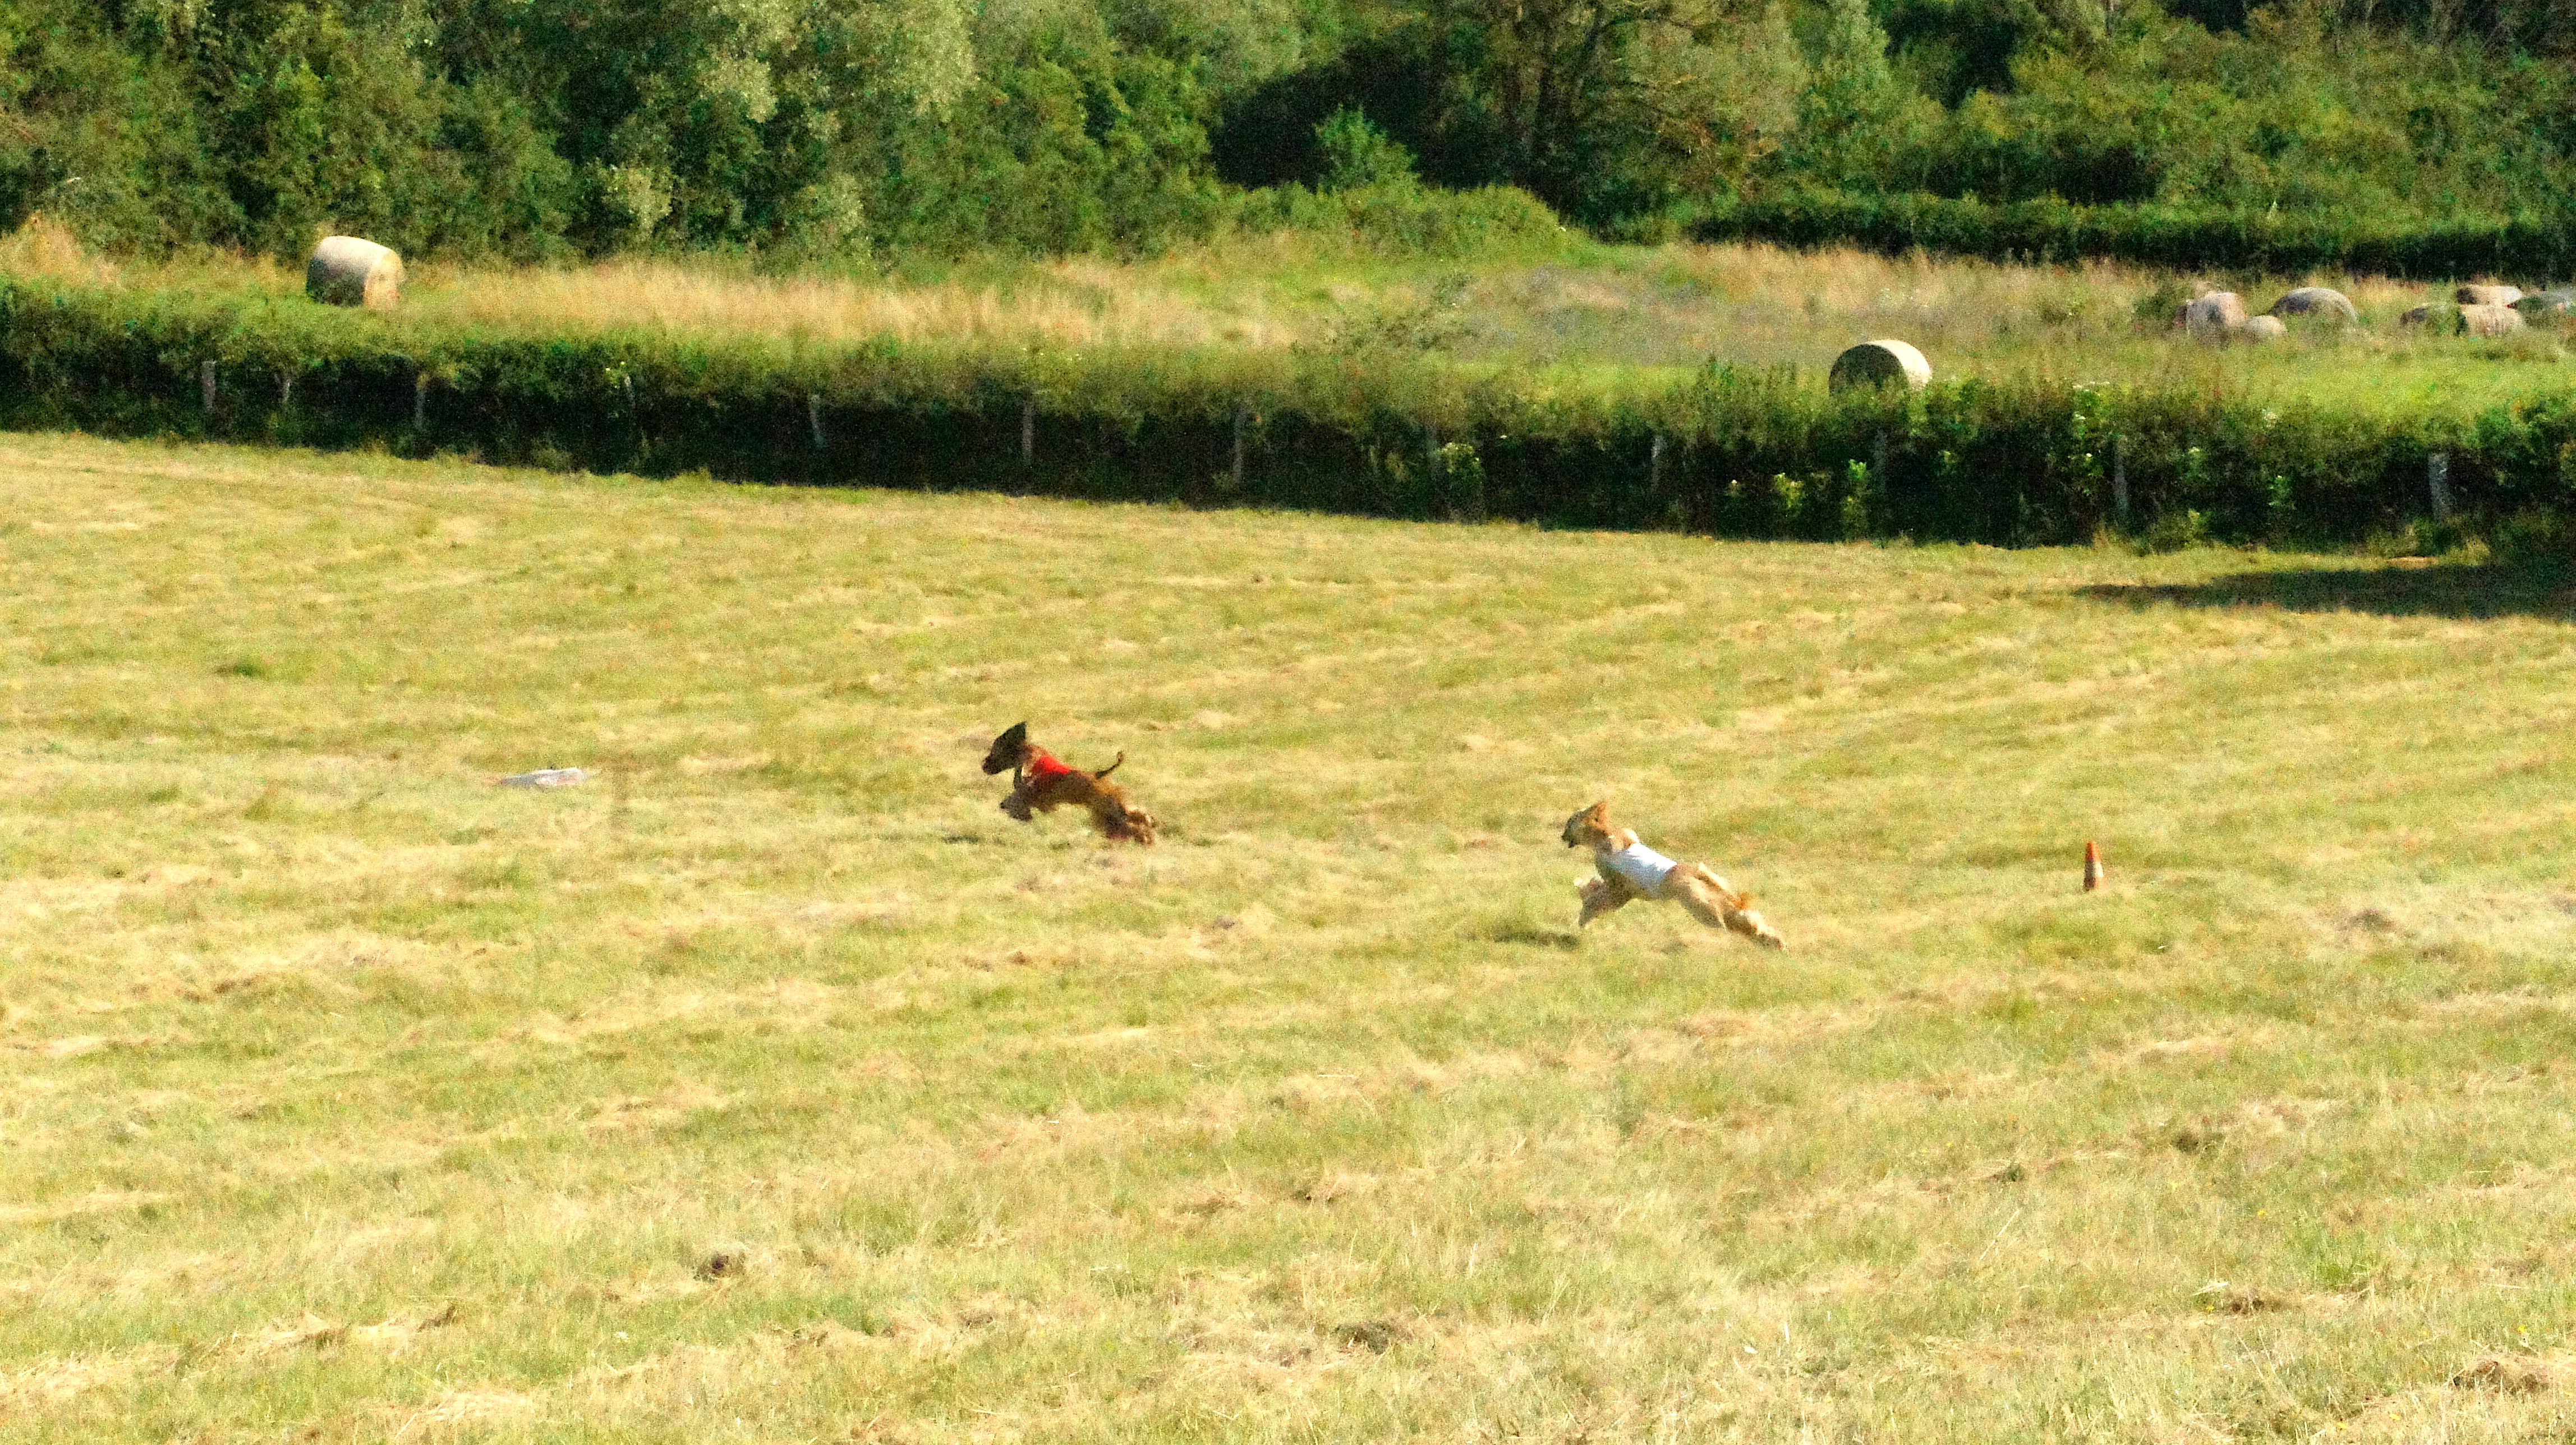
[4,277,2575,551]
[1694,192,2576,283]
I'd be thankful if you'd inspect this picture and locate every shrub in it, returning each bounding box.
[2,272,2572,555]
[1693,190,2576,283]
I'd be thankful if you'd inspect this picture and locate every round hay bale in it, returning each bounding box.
[2399,303,2450,329]
[2237,315,2288,343]
[2177,292,2248,335]
[2266,287,2357,325]
[2458,302,2525,338]
[1828,339,1931,394]
[306,236,403,309]
[2455,283,2524,307]
[2513,288,2576,317]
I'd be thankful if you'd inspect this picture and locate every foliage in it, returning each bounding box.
[11,269,2576,552]
[1788,0,1924,189]
[0,0,1230,261]
[1693,187,2576,278]
[9,1,2576,271]
[1222,0,2576,251]
[1314,106,1418,192]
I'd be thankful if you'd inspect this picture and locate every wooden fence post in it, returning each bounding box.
[1231,401,1248,491]
[2428,452,2452,519]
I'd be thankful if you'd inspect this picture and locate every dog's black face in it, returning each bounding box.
[982,722,1031,775]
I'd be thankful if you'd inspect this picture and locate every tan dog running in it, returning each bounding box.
[983,722,1158,844]
[1561,801,1783,947]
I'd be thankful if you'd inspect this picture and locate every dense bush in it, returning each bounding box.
[13,1,2576,263]
[1692,190,2576,280]
[1227,1,2576,248]
[8,274,2574,553]
[0,0,1236,261]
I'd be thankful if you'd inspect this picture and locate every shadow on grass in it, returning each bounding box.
[2078,562,2576,621]
[1484,921,1582,950]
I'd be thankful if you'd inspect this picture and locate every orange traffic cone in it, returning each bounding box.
[2083,840,2105,892]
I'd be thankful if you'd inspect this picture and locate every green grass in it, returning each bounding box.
[4,432,2576,1442]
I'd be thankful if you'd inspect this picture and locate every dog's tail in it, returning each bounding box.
[1092,751,1125,780]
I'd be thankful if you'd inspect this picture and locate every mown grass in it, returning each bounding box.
[10,218,2575,417]
[3,432,2576,1442]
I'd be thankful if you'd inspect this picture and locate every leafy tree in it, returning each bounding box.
[1793,0,1911,186]
[1410,0,1805,224]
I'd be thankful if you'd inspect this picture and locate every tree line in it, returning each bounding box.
[2,0,2572,261]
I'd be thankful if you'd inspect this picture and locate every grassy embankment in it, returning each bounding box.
[10,219,2576,417]
[4,432,2576,1441]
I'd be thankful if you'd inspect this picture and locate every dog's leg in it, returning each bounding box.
[998,763,1038,822]
[1674,868,1785,949]
[1006,765,1075,822]
[1729,908,1787,950]
[1089,795,1154,844]
[1110,804,1156,845]
[1059,772,1154,844]
[1577,877,1634,927]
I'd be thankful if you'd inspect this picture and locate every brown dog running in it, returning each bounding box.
[982,722,1157,844]
[1561,801,1783,947]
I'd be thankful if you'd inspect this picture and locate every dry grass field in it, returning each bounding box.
[4,432,2576,1442]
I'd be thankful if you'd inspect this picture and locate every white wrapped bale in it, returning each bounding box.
[2176,292,2247,335]
[1827,339,1931,393]
[2237,315,2288,343]
[2266,287,2357,325]
[306,236,404,309]
[2458,303,2525,337]
[2513,289,2576,317]
[2455,283,2523,307]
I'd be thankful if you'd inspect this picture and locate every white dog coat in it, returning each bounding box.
[1598,840,1683,899]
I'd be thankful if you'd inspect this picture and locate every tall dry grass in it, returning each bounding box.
[410,254,1310,349]
[4,215,2570,412]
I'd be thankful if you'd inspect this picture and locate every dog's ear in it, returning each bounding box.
[982,721,1029,775]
